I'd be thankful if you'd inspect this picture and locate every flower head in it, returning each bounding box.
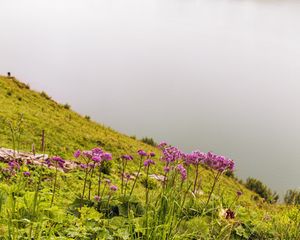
[102,152,112,161]
[82,151,93,159]
[203,152,234,173]
[110,185,118,191]
[92,148,103,155]
[121,155,133,161]
[23,171,31,177]
[184,151,207,165]
[8,161,20,170]
[144,159,155,167]
[137,149,147,157]
[104,178,111,184]
[158,141,168,150]
[161,146,183,163]
[80,163,88,169]
[74,150,81,158]
[94,195,101,202]
[163,166,171,173]
[176,164,187,181]
[92,155,101,163]
[237,190,243,197]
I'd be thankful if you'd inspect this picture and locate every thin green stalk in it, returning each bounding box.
[88,164,95,200]
[80,167,89,209]
[97,167,102,197]
[145,165,150,239]
[193,164,199,193]
[129,157,142,197]
[121,159,125,194]
[204,171,221,211]
[50,163,58,207]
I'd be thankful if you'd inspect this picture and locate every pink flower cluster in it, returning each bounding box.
[159,142,235,174]
[160,146,183,163]
[203,152,234,172]
[75,148,112,164]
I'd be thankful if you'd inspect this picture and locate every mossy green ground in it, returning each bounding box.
[0,76,299,239]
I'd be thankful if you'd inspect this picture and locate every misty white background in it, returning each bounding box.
[1,0,300,194]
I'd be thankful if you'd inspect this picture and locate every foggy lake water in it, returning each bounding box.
[1,0,300,195]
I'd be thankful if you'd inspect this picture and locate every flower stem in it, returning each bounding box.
[204,171,221,210]
[80,167,89,209]
[193,164,199,193]
[50,163,58,207]
[129,157,142,197]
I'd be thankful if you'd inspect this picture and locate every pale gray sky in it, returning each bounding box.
[1,0,300,194]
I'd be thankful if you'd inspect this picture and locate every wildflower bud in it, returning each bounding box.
[74,150,81,158]
[94,195,101,202]
[23,171,31,177]
[137,150,147,157]
[144,159,155,167]
[110,185,118,192]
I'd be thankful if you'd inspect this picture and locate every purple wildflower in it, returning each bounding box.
[184,151,207,165]
[110,185,118,191]
[176,164,187,181]
[163,166,171,173]
[80,163,88,169]
[105,179,111,184]
[203,152,234,173]
[74,150,81,158]
[137,150,147,157]
[158,141,168,150]
[144,159,155,167]
[149,152,156,157]
[92,148,103,155]
[94,195,101,202]
[52,156,63,162]
[102,152,112,161]
[82,150,93,159]
[92,155,101,163]
[8,161,20,170]
[161,146,183,163]
[23,171,31,177]
[121,155,134,161]
[237,191,243,197]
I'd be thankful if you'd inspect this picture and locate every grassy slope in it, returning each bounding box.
[0,76,249,189]
[0,75,158,159]
[0,75,255,198]
[0,76,297,238]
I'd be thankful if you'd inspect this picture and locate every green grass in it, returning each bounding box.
[0,75,158,159]
[0,75,299,239]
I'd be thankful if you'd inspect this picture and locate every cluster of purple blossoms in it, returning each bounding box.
[161,146,183,163]
[149,152,155,157]
[75,148,112,165]
[8,160,20,170]
[52,156,65,168]
[158,141,168,150]
[144,159,155,167]
[163,166,171,173]
[123,172,132,182]
[110,185,118,192]
[159,142,235,175]
[183,150,234,173]
[94,195,101,202]
[121,155,134,161]
[176,164,187,181]
[137,149,156,160]
[203,152,234,172]
[23,171,31,177]
[184,151,207,166]
[137,149,147,157]
[44,156,65,168]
